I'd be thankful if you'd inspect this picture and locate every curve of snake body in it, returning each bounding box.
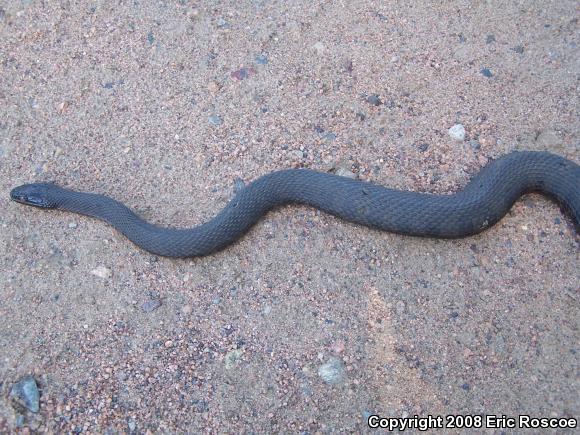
[10,151,580,257]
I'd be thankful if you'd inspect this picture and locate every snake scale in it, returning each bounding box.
[10,151,580,258]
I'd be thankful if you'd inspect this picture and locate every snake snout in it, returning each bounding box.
[10,183,59,209]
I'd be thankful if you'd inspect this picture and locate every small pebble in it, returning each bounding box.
[366,94,382,106]
[255,54,268,65]
[224,349,243,369]
[142,299,162,313]
[448,124,466,141]
[181,304,192,314]
[230,67,255,80]
[330,340,345,354]
[291,150,304,159]
[335,167,356,179]
[395,300,406,315]
[233,177,246,194]
[469,139,481,151]
[10,376,40,413]
[418,143,429,152]
[318,357,346,385]
[147,32,154,44]
[480,68,493,78]
[15,415,25,427]
[207,81,221,93]
[513,45,524,54]
[208,115,223,126]
[91,266,112,279]
[485,34,495,44]
[312,41,325,55]
[344,60,354,73]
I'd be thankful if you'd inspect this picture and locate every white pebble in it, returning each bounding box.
[336,167,356,179]
[292,150,304,159]
[312,41,325,55]
[448,124,466,141]
[91,266,112,279]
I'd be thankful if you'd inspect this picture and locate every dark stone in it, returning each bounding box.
[366,94,382,106]
[480,68,493,78]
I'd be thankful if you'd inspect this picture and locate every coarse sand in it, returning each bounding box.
[1,1,578,432]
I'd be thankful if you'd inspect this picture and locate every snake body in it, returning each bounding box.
[10,151,580,257]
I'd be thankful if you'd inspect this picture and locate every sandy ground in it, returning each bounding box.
[1,1,578,433]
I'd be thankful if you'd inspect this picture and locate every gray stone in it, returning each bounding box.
[318,357,346,385]
[480,68,493,78]
[208,115,223,126]
[366,94,382,106]
[142,299,162,312]
[224,349,243,369]
[255,54,268,65]
[335,167,356,179]
[10,376,40,413]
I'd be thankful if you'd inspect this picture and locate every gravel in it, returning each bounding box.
[1,1,578,432]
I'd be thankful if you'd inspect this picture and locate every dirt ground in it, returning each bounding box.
[1,1,578,433]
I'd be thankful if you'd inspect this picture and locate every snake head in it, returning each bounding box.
[10,183,59,209]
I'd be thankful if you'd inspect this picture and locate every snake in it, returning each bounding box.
[9,151,580,258]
